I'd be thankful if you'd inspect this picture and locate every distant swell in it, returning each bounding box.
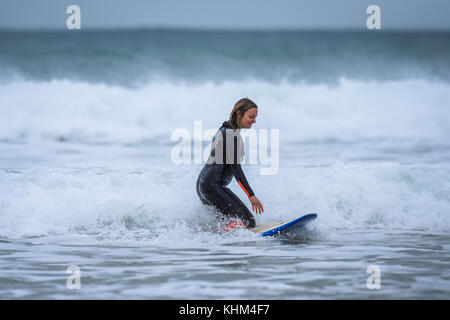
[0,30,450,85]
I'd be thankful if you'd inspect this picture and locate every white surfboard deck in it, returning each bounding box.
[250,221,287,233]
[250,213,317,237]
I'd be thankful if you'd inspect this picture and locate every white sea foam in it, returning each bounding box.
[0,161,449,240]
[0,78,449,145]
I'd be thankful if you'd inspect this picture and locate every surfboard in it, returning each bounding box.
[250,213,317,237]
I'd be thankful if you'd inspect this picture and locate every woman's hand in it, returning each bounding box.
[249,196,264,214]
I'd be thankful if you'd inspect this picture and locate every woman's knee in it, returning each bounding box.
[241,212,256,228]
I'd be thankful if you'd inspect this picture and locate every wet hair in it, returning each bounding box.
[222,98,258,129]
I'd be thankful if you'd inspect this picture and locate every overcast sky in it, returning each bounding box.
[1,0,449,31]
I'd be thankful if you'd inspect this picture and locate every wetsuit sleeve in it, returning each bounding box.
[220,128,255,198]
[230,134,255,198]
[231,163,255,198]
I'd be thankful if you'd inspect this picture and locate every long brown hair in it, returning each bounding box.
[222,98,258,129]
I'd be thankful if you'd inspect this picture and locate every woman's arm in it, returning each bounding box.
[230,163,255,198]
[224,129,264,214]
[231,162,263,214]
[225,132,254,198]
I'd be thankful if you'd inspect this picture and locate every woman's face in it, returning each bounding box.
[238,107,258,129]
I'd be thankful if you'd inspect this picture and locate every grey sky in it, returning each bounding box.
[0,0,449,31]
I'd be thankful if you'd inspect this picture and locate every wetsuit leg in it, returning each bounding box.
[222,187,256,228]
[196,177,210,205]
[197,180,255,228]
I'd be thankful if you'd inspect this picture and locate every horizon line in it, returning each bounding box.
[1,25,450,33]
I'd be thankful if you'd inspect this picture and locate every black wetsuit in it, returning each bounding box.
[196,123,256,228]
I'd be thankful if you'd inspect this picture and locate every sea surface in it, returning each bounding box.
[0,30,449,299]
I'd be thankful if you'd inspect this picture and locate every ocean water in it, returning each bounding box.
[0,30,449,299]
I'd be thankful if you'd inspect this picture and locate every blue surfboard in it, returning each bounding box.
[251,213,317,237]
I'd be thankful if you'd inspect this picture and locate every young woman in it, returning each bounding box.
[196,98,264,229]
